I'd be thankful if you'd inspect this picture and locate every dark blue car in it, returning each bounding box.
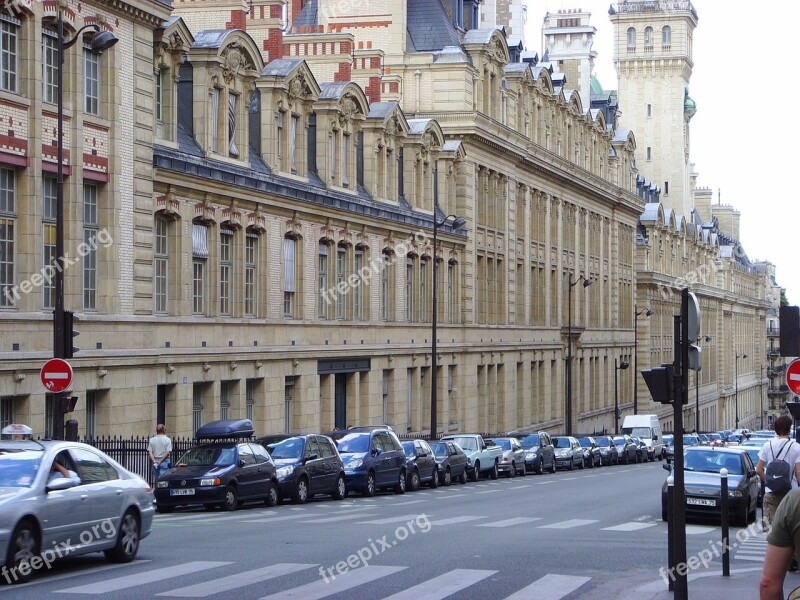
[266,435,346,504]
[334,428,406,496]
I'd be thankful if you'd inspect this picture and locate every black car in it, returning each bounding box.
[595,435,620,466]
[577,436,602,468]
[430,441,469,485]
[661,447,760,526]
[265,435,346,504]
[155,419,279,513]
[401,440,438,491]
[334,427,406,496]
[612,435,639,465]
[517,432,556,474]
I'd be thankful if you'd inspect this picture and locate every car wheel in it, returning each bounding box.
[443,468,452,486]
[459,469,468,484]
[222,485,238,511]
[265,481,279,507]
[548,459,556,474]
[508,462,516,478]
[104,511,140,563]
[362,472,376,497]
[332,474,346,500]
[429,469,439,488]
[156,505,175,514]
[490,462,499,480]
[568,458,574,471]
[408,469,420,492]
[470,461,480,482]
[579,457,585,470]
[519,463,526,477]
[292,477,309,504]
[6,520,39,584]
[394,470,407,494]
[535,458,544,475]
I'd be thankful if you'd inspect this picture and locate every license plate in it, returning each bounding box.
[686,497,715,507]
[170,489,195,496]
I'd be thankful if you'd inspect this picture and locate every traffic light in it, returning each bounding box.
[59,396,78,413]
[780,306,800,357]
[687,344,702,371]
[63,311,79,358]
[642,364,676,404]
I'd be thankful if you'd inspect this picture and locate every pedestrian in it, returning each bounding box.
[756,415,800,529]
[147,423,172,482]
[760,486,800,599]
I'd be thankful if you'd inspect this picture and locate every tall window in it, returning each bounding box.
[644,26,653,49]
[42,28,58,104]
[341,133,350,188]
[354,247,364,321]
[84,46,100,115]
[192,224,209,315]
[336,245,346,320]
[0,168,15,307]
[419,258,428,322]
[192,384,203,434]
[42,176,57,309]
[0,17,19,93]
[246,379,255,422]
[220,381,230,419]
[83,184,98,309]
[447,261,456,324]
[283,236,297,317]
[626,27,636,52]
[318,242,329,318]
[330,129,338,181]
[155,69,163,123]
[290,114,299,173]
[228,93,239,157]
[662,25,672,48]
[381,250,391,321]
[245,232,257,316]
[85,390,96,438]
[219,228,233,315]
[276,110,284,161]
[154,217,168,313]
[405,256,414,322]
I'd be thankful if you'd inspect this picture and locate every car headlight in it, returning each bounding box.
[157,481,168,488]
[276,466,294,479]
[200,478,221,486]
[526,451,537,459]
[729,490,743,497]
[346,459,363,469]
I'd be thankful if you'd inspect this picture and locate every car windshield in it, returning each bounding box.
[595,437,610,447]
[577,438,592,448]
[612,438,626,446]
[663,435,674,444]
[519,435,540,448]
[336,433,370,454]
[628,427,651,438]
[402,442,416,457]
[449,437,478,452]
[708,433,722,441]
[269,437,305,460]
[178,445,237,467]
[684,451,743,474]
[553,438,572,449]
[0,448,42,487]
[495,439,512,451]
[430,443,447,458]
[683,435,700,445]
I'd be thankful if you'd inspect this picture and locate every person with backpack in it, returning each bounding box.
[757,417,800,527]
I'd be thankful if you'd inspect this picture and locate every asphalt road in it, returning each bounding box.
[0,459,768,599]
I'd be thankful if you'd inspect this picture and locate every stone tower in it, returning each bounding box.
[609,0,699,218]
[541,8,597,110]
[482,0,530,47]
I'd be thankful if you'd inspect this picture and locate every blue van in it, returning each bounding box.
[333,427,406,496]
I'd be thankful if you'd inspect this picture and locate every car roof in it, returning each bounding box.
[687,446,747,454]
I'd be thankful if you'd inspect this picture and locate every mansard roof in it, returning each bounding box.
[434,46,472,64]
[262,58,305,77]
[292,0,318,29]
[366,102,410,135]
[407,0,462,52]
[190,29,264,73]
[406,118,445,146]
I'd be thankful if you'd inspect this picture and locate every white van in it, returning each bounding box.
[621,414,664,461]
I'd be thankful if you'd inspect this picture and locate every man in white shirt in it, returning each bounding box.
[47,458,81,486]
[147,424,172,481]
[757,415,800,529]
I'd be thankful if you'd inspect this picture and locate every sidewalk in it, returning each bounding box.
[628,566,800,599]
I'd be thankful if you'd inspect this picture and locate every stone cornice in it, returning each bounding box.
[98,0,172,27]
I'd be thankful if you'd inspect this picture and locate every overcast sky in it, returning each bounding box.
[526,0,799,305]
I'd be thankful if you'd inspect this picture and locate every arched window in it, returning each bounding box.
[626,27,636,52]
[644,26,653,50]
[662,26,672,49]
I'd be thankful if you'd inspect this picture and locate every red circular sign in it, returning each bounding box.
[40,358,73,393]
[787,359,800,395]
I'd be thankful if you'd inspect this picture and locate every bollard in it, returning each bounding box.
[720,467,730,576]
[667,474,675,591]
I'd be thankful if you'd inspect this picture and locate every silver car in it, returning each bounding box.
[0,438,155,583]
[552,436,585,471]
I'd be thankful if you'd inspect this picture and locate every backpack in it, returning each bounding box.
[765,440,794,495]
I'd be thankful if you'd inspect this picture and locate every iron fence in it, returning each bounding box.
[81,435,196,486]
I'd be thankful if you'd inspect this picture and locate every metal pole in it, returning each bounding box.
[735,356,739,430]
[673,293,688,599]
[614,359,619,435]
[720,468,730,576]
[695,369,700,433]
[634,309,639,415]
[760,365,764,430]
[430,219,438,440]
[667,474,674,591]
[566,279,573,436]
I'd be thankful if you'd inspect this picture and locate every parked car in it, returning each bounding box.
[552,436,585,471]
[632,436,655,462]
[155,419,279,513]
[430,440,469,486]
[577,436,602,468]
[612,435,639,465]
[401,440,438,490]
[439,434,503,481]
[264,434,346,503]
[334,427,406,496]
[741,446,765,507]
[493,437,526,477]
[706,432,725,447]
[661,447,760,526]
[0,431,155,583]
[725,433,744,446]
[595,435,620,466]
[517,432,556,474]
[662,434,674,460]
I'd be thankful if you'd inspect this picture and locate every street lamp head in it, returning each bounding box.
[583,277,594,288]
[91,30,120,52]
[619,361,630,370]
[450,216,467,229]
[704,335,712,342]
[645,309,654,317]
[743,354,748,359]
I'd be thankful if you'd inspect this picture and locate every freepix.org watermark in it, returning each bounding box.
[1,518,117,583]
[318,513,432,583]
[2,229,113,306]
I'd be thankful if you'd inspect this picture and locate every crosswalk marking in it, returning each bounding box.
[685,525,716,535]
[259,565,406,600]
[361,515,433,525]
[157,563,317,597]
[382,568,497,600]
[539,519,599,529]
[476,517,543,528]
[305,513,377,524]
[475,489,501,494]
[601,522,658,532]
[56,561,231,594]
[240,513,324,524]
[390,499,429,506]
[428,515,485,526]
[504,573,591,600]
[0,560,148,593]
[433,493,466,499]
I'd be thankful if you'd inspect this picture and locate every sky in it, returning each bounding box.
[526,0,799,305]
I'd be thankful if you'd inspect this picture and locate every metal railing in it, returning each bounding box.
[81,435,196,486]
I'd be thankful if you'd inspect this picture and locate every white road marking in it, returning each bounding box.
[382,569,497,600]
[504,573,591,600]
[56,562,231,594]
[259,565,406,600]
[157,564,317,597]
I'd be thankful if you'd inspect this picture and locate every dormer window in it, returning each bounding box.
[228,93,239,157]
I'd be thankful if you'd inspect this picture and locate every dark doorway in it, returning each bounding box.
[156,385,167,426]
[335,373,347,430]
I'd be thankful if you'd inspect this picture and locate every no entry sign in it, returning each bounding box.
[40,358,73,393]
[787,359,800,395]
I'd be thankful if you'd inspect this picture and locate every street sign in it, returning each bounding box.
[40,358,73,393]
[787,359,800,395]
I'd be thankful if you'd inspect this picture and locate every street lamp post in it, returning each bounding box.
[52,9,118,439]
[430,208,466,440]
[614,359,629,435]
[695,335,711,433]
[566,274,594,436]
[734,353,748,430]
[760,364,764,430]
[633,306,653,415]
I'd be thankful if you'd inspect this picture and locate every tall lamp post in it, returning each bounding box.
[53,9,118,439]
[614,359,629,434]
[566,274,594,436]
[633,306,653,415]
[734,353,748,430]
[695,335,711,433]
[760,364,764,430]
[430,208,466,440]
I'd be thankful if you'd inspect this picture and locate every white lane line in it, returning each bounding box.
[538,519,599,529]
[157,564,317,597]
[601,522,658,532]
[56,561,231,594]
[428,516,486,526]
[361,515,434,525]
[305,513,377,524]
[382,569,497,600]
[476,517,543,528]
[259,565,406,600]
[239,513,324,524]
[504,573,591,600]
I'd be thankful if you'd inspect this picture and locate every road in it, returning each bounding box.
[0,460,772,599]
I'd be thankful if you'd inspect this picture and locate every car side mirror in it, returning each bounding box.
[304,454,318,462]
[47,477,76,492]
[748,469,756,478]
[372,447,382,456]
[238,459,247,468]
[663,463,671,472]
